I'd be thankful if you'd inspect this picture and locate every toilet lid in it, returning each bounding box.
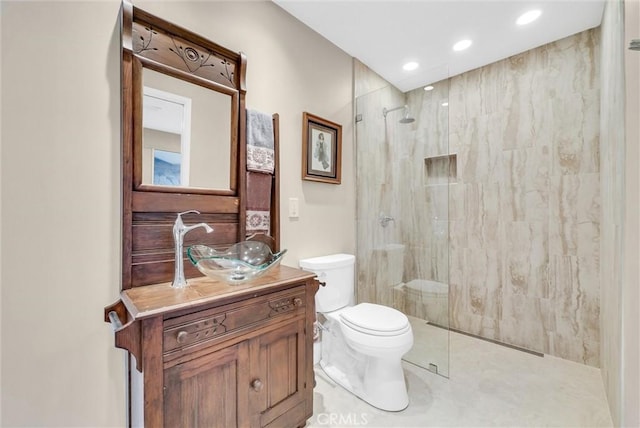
[340,303,410,336]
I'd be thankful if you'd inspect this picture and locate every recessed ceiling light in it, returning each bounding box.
[424,85,434,91]
[402,61,419,71]
[441,102,449,107]
[516,9,542,26]
[453,39,472,52]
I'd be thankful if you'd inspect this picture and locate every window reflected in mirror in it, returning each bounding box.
[141,68,232,190]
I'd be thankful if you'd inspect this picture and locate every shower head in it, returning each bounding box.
[399,110,415,124]
[383,105,415,124]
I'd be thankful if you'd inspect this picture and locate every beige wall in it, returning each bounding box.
[0,1,354,426]
[599,1,640,424]
[2,2,125,426]
[0,2,3,421]
[623,0,640,425]
[600,0,625,424]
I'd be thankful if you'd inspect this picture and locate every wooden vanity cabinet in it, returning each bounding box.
[163,341,250,427]
[107,266,318,428]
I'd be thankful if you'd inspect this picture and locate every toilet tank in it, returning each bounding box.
[299,254,355,313]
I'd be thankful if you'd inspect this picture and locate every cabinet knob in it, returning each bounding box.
[251,378,263,392]
[176,331,188,344]
[293,297,303,307]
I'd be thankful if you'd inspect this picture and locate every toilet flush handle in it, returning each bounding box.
[317,272,327,286]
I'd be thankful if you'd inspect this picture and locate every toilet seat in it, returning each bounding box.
[340,303,410,337]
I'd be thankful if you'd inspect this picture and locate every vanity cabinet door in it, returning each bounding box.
[249,318,309,427]
[164,341,250,428]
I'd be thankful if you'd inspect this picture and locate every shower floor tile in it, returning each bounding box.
[308,330,613,427]
[403,316,450,376]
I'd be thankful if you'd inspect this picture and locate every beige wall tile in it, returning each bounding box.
[356,29,601,366]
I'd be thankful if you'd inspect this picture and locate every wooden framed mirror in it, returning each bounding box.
[140,69,234,191]
[120,1,248,289]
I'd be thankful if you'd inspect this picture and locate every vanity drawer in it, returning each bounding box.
[163,286,306,354]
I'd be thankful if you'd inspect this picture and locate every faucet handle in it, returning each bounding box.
[175,210,200,226]
[174,209,214,236]
[378,212,395,228]
[177,210,200,218]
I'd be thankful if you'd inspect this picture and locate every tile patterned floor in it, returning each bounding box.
[308,330,613,427]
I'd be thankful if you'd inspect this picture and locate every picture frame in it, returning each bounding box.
[302,112,342,184]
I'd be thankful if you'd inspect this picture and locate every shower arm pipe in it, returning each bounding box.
[382,105,408,118]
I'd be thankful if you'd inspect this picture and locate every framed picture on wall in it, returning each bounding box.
[302,112,342,184]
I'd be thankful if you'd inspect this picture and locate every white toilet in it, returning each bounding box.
[299,254,413,411]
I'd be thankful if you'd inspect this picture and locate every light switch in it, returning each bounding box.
[289,197,299,218]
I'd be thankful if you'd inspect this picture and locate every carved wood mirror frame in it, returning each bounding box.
[120,1,248,289]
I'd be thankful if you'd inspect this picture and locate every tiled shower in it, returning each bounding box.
[355,27,601,372]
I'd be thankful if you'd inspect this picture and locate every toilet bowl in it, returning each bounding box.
[299,254,414,412]
[324,303,413,411]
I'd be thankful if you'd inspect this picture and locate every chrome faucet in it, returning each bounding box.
[379,212,395,228]
[172,210,213,288]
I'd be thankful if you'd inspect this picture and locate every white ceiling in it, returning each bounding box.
[274,0,605,92]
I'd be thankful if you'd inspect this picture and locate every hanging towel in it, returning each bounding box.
[246,109,275,174]
[246,171,272,234]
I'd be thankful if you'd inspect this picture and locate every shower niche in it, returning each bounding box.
[424,153,457,186]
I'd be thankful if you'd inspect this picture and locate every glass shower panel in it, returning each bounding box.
[355,78,450,377]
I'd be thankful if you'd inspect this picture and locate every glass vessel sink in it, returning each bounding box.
[187,241,287,284]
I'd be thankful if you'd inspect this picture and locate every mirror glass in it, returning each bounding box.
[141,68,232,190]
